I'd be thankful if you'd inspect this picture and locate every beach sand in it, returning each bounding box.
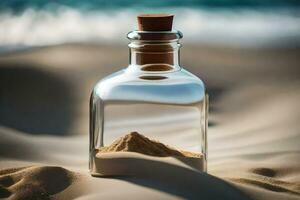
[0,44,300,199]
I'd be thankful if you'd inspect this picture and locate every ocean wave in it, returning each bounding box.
[1,0,299,12]
[0,7,300,48]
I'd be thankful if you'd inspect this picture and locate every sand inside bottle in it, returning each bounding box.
[91,132,204,176]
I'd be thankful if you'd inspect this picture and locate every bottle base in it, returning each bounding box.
[89,151,206,177]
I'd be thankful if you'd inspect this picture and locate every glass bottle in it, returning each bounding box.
[89,14,208,175]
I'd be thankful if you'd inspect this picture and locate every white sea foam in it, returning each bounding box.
[0,7,300,48]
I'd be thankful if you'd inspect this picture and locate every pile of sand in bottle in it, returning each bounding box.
[93,132,204,176]
[98,131,202,158]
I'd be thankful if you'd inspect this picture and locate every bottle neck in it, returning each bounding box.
[127,41,181,73]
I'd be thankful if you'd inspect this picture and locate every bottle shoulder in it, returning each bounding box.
[94,68,205,88]
[92,68,206,104]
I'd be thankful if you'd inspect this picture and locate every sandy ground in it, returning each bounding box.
[0,44,300,199]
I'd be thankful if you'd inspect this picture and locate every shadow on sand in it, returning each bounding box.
[94,154,252,200]
[0,64,76,135]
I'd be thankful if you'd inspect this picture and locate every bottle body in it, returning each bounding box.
[90,28,208,176]
[89,66,208,175]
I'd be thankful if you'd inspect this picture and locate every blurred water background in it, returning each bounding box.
[0,0,300,51]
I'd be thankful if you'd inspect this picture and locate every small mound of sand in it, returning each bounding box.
[0,166,76,200]
[99,132,202,158]
[250,167,277,177]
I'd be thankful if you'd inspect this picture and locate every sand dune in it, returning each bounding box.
[0,44,300,199]
[0,166,76,199]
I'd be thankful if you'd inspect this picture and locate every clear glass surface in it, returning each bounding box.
[89,32,208,175]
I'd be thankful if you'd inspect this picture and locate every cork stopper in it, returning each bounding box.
[138,14,174,31]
